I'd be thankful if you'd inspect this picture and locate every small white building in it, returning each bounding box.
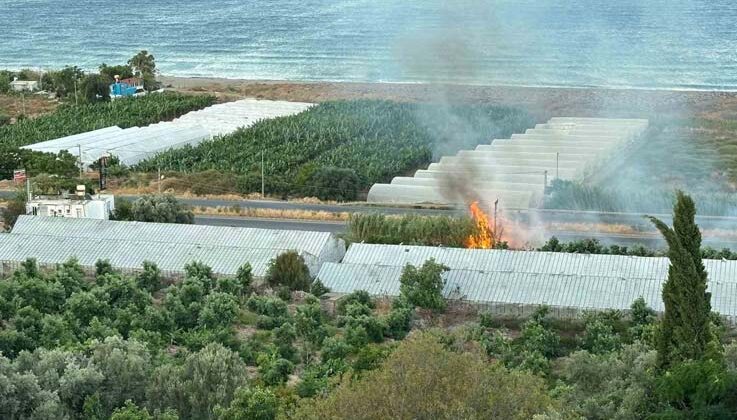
[26,194,115,220]
[10,79,39,92]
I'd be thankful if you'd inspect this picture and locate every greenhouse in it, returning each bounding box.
[317,243,737,321]
[367,117,649,209]
[317,262,737,321]
[0,233,298,280]
[339,243,737,283]
[21,99,314,166]
[6,215,345,277]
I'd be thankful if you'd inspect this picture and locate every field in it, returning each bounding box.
[134,100,533,199]
[0,93,215,179]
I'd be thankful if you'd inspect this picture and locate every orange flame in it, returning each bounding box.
[466,201,496,249]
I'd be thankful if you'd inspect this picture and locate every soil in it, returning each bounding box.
[0,93,58,121]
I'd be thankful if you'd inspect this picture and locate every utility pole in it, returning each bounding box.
[77,144,83,178]
[158,166,162,194]
[20,92,26,116]
[493,199,499,245]
[74,78,79,106]
[544,170,548,189]
[26,177,31,202]
[261,150,265,198]
[556,152,559,180]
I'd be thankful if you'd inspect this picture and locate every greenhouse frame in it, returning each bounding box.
[367,117,649,209]
[3,216,346,278]
[21,99,314,167]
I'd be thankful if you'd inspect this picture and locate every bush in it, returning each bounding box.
[265,251,311,291]
[302,166,360,201]
[383,296,414,339]
[257,353,294,386]
[215,386,279,420]
[321,336,351,361]
[336,290,374,316]
[310,279,330,297]
[399,259,448,312]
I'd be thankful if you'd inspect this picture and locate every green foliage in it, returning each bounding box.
[545,179,737,216]
[652,359,737,418]
[80,74,111,102]
[0,92,214,179]
[114,194,194,224]
[128,50,159,91]
[321,336,351,361]
[235,263,253,294]
[246,296,290,330]
[348,213,477,247]
[257,353,294,386]
[265,251,311,291]
[302,166,360,201]
[292,333,554,419]
[0,70,11,93]
[99,63,134,81]
[650,191,715,368]
[309,279,330,297]
[383,296,414,339]
[136,101,533,198]
[336,290,374,316]
[148,343,247,420]
[215,386,279,420]
[558,343,658,420]
[2,188,27,230]
[580,312,623,354]
[294,300,328,346]
[137,261,163,293]
[199,292,239,328]
[399,258,448,312]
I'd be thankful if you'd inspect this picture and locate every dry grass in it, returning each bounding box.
[0,93,58,120]
[192,205,349,222]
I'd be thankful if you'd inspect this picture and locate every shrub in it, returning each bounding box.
[336,290,374,316]
[399,259,448,312]
[303,166,360,201]
[310,279,330,297]
[266,251,311,292]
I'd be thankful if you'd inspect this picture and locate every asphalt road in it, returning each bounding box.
[195,215,348,233]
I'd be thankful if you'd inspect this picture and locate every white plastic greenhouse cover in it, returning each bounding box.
[21,99,314,166]
[316,262,737,321]
[10,215,346,275]
[340,243,737,284]
[0,233,300,278]
[367,117,649,209]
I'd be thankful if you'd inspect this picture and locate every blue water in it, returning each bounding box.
[3,0,737,90]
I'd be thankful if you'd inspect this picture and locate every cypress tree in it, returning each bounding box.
[648,191,712,368]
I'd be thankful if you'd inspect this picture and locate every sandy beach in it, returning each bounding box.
[158,75,737,121]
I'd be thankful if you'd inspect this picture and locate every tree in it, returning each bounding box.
[0,70,11,93]
[2,188,27,230]
[649,191,714,368]
[265,251,311,291]
[50,66,84,100]
[88,336,153,417]
[303,167,361,201]
[127,50,158,91]
[80,74,111,102]
[215,386,278,420]
[199,292,239,328]
[116,194,194,224]
[98,63,134,82]
[399,259,448,312]
[148,343,247,420]
[292,333,554,419]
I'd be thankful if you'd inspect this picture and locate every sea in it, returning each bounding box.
[3,0,737,91]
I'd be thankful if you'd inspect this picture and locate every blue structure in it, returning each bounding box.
[109,77,144,98]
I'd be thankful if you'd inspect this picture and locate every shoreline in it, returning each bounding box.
[158,75,737,120]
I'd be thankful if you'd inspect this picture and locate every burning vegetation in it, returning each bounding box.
[465,201,501,249]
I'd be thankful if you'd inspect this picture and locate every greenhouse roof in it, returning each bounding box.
[316,262,737,319]
[340,243,737,284]
[12,215,339,260]
[367,117,649,209]
[21,99,314,166]
[0,233,295,277]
